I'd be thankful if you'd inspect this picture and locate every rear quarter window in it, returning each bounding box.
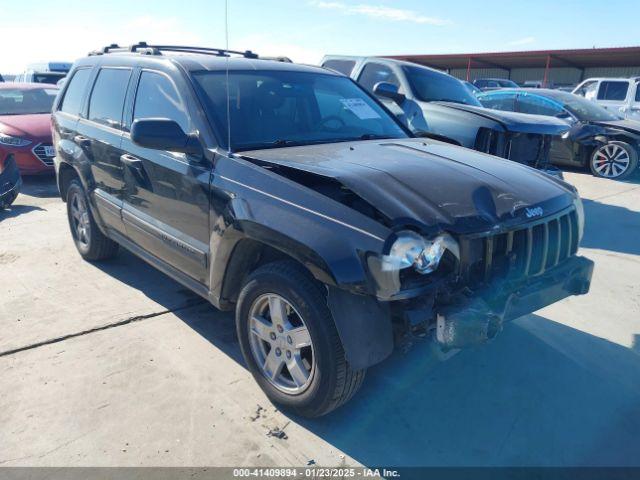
[60,69,92,116]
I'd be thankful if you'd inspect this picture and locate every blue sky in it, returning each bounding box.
[1,0,637,73]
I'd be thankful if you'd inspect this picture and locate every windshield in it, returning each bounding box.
[549,91,620,122]
[193,70,408,152]
[0,87,58,115]
[403,66,482,106]
[32,73,66,85]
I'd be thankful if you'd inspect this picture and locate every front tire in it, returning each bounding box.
[589,141,638,180]
[236,261,365,417]
[66,179,119,261]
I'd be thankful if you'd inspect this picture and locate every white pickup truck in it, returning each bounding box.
[573,77,640,121]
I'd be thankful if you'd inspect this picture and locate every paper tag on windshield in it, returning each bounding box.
[340,98,380,120]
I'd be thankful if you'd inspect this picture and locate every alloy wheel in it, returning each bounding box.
[591,144,631,178]
[248,293,315,394]
[70,191,91,248]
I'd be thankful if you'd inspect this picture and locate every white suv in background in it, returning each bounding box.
[573,77,640,121]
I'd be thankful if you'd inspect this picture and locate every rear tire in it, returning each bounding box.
[66,179,119,261]
[589,141,638,180]
[236,261,365,417]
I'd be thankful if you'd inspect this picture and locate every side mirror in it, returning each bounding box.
[373,82,405,104]
[131,118,202,156]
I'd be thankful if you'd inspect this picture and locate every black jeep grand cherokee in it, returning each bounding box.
[53,44,593,417]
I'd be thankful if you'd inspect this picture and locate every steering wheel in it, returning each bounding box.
[320,115,346,132]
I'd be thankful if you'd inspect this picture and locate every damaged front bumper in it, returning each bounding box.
[434,255,594,349]
[0,156,22,208]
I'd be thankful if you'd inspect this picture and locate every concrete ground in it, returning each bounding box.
[1,171,639,467]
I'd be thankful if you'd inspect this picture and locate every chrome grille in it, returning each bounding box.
[459,207,579,286]
[32,143,55,166]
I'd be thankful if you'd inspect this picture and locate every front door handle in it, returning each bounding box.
[120,154,143,168]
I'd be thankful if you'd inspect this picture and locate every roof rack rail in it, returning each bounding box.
[89,42,259,59]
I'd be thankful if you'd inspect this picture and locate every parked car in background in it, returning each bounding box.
[477,88,640,180]
[573,77,640,122]
[14,62,72,85]
[321,55,569,176]
[473,78,519,90]
[0,154,21,208]
[463,81,482,96]
[0,83,58,175]
[53,43,593,417]
[0,74,4,83]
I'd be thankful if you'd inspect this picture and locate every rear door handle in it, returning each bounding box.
[74,135,91,147]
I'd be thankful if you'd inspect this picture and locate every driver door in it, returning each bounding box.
[120,69,212,284]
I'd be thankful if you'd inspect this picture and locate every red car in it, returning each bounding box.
[0,83,58,175]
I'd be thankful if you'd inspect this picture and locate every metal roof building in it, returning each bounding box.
[387,46,640,87]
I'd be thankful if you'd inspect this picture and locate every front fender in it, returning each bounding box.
[209,154,390,302]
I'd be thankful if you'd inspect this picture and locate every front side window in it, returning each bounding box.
[0,87,58,115]
[597,81,629,101]
[574,80,598,99]
[358,63,401,93]
[403,66,482,106]
[477,92,517,112]
[60,69,92,115]
[192,70,408,152]
[133,71,189,132]
[88,68,131,129]
[516,93,564,116]
[322,60,356,77]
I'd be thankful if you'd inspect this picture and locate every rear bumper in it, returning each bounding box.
[435,255,594,349]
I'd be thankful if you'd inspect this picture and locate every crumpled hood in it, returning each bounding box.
[591,119,640,136]
[241,138,576,234]
[434,102,571,135]
[0,114,53,139]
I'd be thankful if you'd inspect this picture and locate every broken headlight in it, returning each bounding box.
[382,231,454,274]
[368,231,460,300]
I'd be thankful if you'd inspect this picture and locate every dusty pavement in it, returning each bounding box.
[1,172,639,467]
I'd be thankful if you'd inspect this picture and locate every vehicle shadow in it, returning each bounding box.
[289,315,640,467]
[90,253,640,467]
[19,174,59,198]
[581,198,640,256]
[0,204,46,220]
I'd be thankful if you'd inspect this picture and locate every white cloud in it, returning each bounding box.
[508,36,536,46]
[311,1,451,25]
[232,34,325,65]
[0,15,204,74]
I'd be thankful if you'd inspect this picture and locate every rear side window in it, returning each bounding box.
[60,69,92,115]
[478,92,516,112]
[133,71,189,132]
[517,93,563,116]
[597,81,629,101]
[635,83,640,102]
[322,60,356,76]
[358,63,400,93]
[88,68,131,129]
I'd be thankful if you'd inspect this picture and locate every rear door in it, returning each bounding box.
[53,67,93,177]
[120,69,211,284]
[75,67,133,235]
[596,80,630,113]
[624,81,640,121]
